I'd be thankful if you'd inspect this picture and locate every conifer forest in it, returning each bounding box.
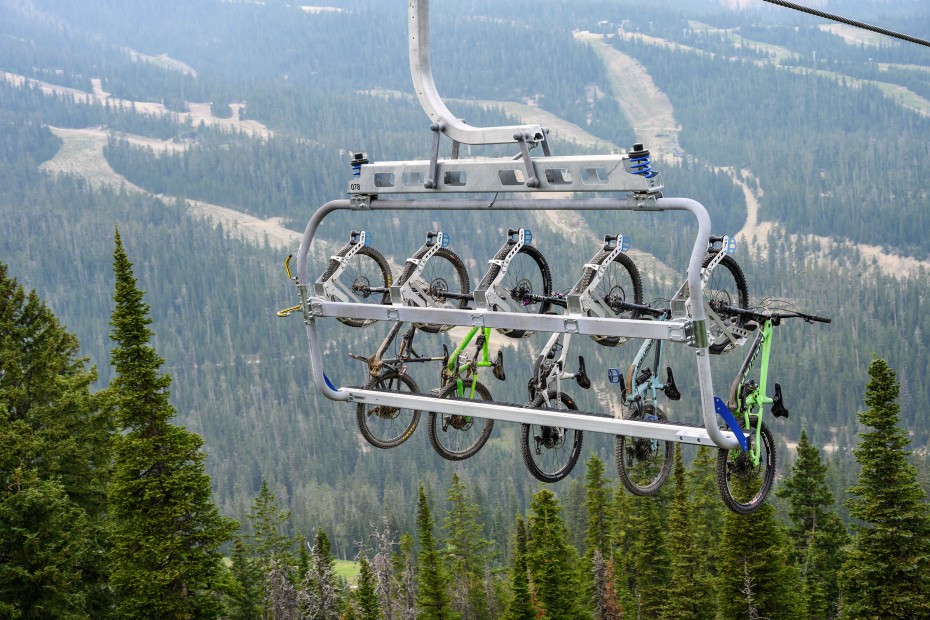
[3,0,930,618]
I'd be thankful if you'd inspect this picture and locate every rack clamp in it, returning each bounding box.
[297,283,316,325]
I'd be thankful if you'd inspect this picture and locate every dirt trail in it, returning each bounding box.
[582,31,930,279]
[41,126,302,253]
[574,32,681,158]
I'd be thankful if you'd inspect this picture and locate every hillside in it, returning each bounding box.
[3,0,930,557]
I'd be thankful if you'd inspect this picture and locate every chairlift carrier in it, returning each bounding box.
[292,0,744,451]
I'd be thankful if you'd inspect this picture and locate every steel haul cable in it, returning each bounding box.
[763,0,930,49]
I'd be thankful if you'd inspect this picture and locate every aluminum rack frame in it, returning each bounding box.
[295,195,742,450]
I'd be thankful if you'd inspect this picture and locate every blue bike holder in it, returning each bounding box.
[714,397,748,452]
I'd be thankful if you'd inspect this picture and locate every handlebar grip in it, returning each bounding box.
[507,228,520,236]
[806,314,832,324]
[709,235,725,244]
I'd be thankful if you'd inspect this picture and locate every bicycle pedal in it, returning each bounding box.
[772,382,789,418]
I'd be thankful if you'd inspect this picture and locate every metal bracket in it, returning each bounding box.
[564,318,578,333]
[298,283,314,324]
[686,319,708,348]
[628,191,661,209]
[350,194,372,210]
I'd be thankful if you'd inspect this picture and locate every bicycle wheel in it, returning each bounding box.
[356,371,421,449]
[428,380,495,461]
[577,250,643,346]
[716,416,776,514]
[478,244,552,338]
[615,404,673,496]
[702,254,749,354]
[321,245,392,328]
[398,247,470,334]
[521,391,583,483]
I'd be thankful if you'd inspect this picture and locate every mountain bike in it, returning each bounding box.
[352,321,446,449]
[475,228,553,338]
[709,300,831,514]
[427,228,550,459]
[393,230,471,333]
[316,230,393,327]
[516,233,642,483]
[351,230,471,449]
[699,235,750,354]
[427,325,505,461]
[606,299,680,496]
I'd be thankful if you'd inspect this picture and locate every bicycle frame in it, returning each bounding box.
[530,330,589,404]
[443,326,501,398]
[727,318,776,467]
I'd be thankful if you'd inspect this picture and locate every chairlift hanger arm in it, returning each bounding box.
[408,0,547,146]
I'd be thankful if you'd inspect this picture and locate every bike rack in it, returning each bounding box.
[290,0,743,451]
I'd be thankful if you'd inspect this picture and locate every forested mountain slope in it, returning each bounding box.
[2,0,930,554]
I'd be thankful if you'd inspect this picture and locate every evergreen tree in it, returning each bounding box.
[583,454,612,562]
[226,538,264,620]
[298,528,341,620]
[501,516,534,620]
[107,229,238,619]
[776,429,847,618]
[0,261,111,617]
[352,553,382,620]
[394,532,418,620]
[660,445,713,620]
[583,454,616,618]
[442,473,491,619]
[415,485,456,620]
[716,471,805,620]
[687,447,726,580]
[525,489,591,620]
[626,494,669,619]
[838,357,930,619]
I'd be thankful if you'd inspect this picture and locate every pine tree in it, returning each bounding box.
[583,454,616,619]
[353,553,382,620]
[716,470,805,620]
[626,493,669,619]
[442,473,491,619]
[226,539,264,620]
[501,516,534,620]
[660,445,713,620]
[776,429,847,618]
[415,485,456,620]
[687,447,726,579]
[298,528,341,620]
[394,533,418,620]
[0,261,111,617]
[525,489,591,620]
[107,229,238,619]
[838,357,930,618]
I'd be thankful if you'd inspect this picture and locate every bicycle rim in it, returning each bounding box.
[716,417,776,514]
[428,380,494,460]
[703,254,749,354]
[521,391,583,483]
[328,246,393,328]
[615,405,673,496]
[356,371,421,449]
[581,250,643,346]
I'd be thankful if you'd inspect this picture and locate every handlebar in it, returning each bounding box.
[708,301,831,325]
